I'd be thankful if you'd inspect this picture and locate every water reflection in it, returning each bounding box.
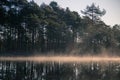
[0,61,120,80]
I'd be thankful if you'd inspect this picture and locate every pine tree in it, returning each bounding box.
[81,3,106,24]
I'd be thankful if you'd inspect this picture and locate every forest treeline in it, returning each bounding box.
[0,0,120,55]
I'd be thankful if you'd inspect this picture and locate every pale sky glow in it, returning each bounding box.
[29,0,120,26]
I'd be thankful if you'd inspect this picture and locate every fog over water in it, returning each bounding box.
[0,56,120,63]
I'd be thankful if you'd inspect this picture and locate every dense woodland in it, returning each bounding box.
[0,0,120,55]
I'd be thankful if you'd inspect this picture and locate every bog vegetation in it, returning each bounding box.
[0,0,120,55]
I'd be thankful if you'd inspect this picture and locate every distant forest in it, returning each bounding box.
[0,0,120,55]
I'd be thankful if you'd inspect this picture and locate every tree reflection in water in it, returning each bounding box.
[0,61,120,80]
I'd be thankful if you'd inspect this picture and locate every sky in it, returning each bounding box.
[29,0,120,26]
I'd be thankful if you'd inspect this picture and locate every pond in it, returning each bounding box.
[0,61,120,80]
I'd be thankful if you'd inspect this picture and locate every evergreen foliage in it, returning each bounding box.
[0,1,120,55]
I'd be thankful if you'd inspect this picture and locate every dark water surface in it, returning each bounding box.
[0,61,120,80]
